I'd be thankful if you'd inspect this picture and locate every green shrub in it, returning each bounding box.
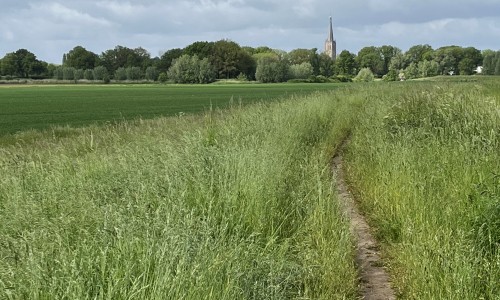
[93,66,109,81]
[289,62,314,79]
[145,66,159,81]
[383,69,398,81]
[114,67,127,81]
[74,69,84,81]
[53,66,64,80]
[62,67,76,80]
[126,67,142,81]
[168,54,216,84]
[330,75,352,82]
[236,72,248,81]
[158,72,168,83]
[255,56,290,83]
[84,69,94,80]
[353,68,374,82]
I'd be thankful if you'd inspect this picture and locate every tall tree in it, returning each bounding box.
[318,53,335,77]
[336,50,357,76]
[309,48,321,75]
[211,40,238,79]
[288,49,314,65]
[481,50,496,75]
[357,47,384,76]
[184,41,214,59]
[379,45,402,75]
[434,46,463,75]
[211,40,254,79]
[1,53,18,76]
[495,52,500,75]
[404,62,420,79]
[100,46,131,74]
[63,46,99,70]
[255,54,289,83]
[100,46,151,74]
[419,60,439,78]
[389,53,406,72]
[1,49,46,78]
[156,48,183,74]
[459,47,482,75]
[236,51,257,80]
[458,58,475,75]
[17,49,39,78]
[131,47,152,71]
[405,44,434,66]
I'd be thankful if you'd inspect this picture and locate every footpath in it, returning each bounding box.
[332,141,396,300]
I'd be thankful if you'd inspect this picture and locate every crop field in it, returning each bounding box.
[0,83,342,137]
[0,78,499,299]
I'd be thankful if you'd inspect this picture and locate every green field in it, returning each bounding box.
[0,83,341,136]
[0,78,499,299]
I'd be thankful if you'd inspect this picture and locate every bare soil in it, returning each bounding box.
[333,143,396,300]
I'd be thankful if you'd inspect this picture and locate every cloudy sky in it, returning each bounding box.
[1,0,500,64]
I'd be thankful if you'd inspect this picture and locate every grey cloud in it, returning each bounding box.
[1,0,499,63]
[334,0,500,27]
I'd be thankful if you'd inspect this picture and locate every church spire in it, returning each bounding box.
[328,16,334,42]
[324,16,337,60]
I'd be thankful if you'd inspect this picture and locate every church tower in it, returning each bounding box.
[324,16,337,60]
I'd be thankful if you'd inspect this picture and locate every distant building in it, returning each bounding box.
[324,16,337,60]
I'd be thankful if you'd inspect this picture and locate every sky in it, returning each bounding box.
[1,0,500,64]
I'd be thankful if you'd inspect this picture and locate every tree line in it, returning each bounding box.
[1,40,499,83]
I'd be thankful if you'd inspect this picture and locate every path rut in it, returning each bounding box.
[333,142,396,300]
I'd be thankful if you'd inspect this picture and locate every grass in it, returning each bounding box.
[0,88,360,299]
[0,83,342,137]
[1,78,499,299]
[345,81,500,299]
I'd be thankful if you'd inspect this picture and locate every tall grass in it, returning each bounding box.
[346,82,500,299]
[3,79,498,299]
[0,90,359,299]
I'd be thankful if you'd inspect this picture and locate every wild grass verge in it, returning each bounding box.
[346,82,500,299]
[0,90,359,299]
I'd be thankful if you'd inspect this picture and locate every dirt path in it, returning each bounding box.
[332,142,396,300]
